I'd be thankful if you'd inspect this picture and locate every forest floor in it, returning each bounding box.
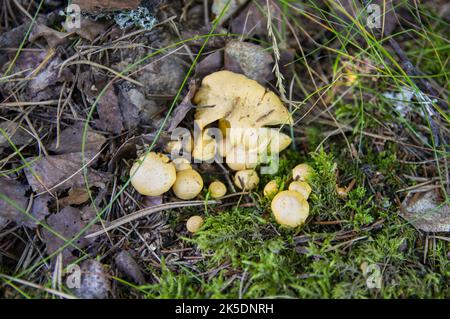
[0,0,448,298]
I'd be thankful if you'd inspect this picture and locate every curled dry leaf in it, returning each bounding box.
[0,23,30,65]
[400,190,450,232]
[75,259,110,299]
[24,151,108,193]
[231,0,280,38]
[29,24,69,48]
[195,51,223,79]
[43,206,99,264]
[59,188,91,207]
[224,41,274,84]
[27,54,74,101]
[168,80,197,132]
[47,123,106,154]
[115,250,146,285]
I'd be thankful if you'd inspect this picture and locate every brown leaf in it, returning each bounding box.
[29,24,69,48]
[231,0,280,38]
[400,190,450,232]
[43,206,98,264]
[212,0,247,24]
[96,85,124,134]
[224,41,274,84]
[24,151,108,193]
[0,177,29,227]
[195,51,223,78]
[167,80,197,132]
[27,53,74,101]
[0,121,33,148]
[59,188,91,207]
[47,123,106,154]
[73,0,141,11]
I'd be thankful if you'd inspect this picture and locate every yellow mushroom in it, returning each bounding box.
[172,157,192,172]
[234,169,259,190]
[263,180,279,198]
[130,152,176,196]
[208,181,227,198]
[172,169,204,200]
[244,128,292,155]
[292,163,314,182]
[288,181,312,200]
[193,71,292,130]
[271,190,309,227]
[165,135,193,156]
[186,215,204,233]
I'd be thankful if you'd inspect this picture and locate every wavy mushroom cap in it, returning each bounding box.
[271,190,310,228]
[172,169,204,200]
[288,181,312,200]
[193,71,292,130]
[263,180,279,198]
[130,152,176,196]
[292,163,314,182]
[226,145,258,171]
[233,169,259,190]
[186,215,204,233]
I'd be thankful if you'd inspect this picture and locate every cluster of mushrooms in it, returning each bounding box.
[264,163,314,228]
[129,71,312,232]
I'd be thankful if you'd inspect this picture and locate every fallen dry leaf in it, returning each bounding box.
[64,17,108,41]
[43,206,98,264]
[96,85,124,135]
[47,123,106,154]
[195,51,223,79]
[0,121,33,148]
[231,0,280,38]
[24,151,108,193]
[59,188,91,207]
[27,54,74,101]
[400,190,450,232]
[0,23,31,65]
[212,0,247,23]
[168,80,197,132]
